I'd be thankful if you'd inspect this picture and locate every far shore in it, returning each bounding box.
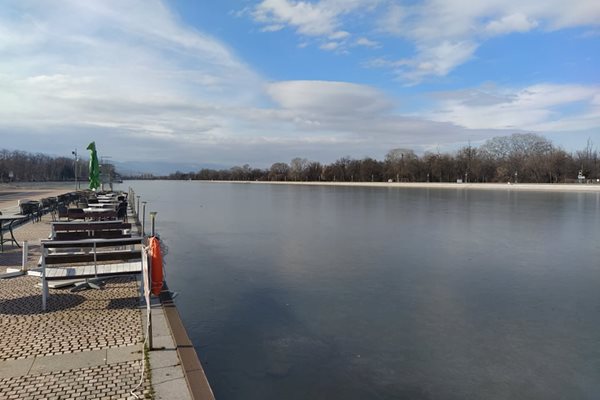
[199,180,600,193]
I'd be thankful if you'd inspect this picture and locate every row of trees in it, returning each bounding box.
[2,133,598,184]
[168,134,599,183]
[0,149,90,182]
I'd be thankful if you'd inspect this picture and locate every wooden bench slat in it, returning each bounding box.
[52,222,131,231]
[45,251,141,265]
[45,261,143,280]
[42,237,142,249]
[54,232,132,240]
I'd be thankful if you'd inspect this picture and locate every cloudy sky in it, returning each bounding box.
[1,0,599,170]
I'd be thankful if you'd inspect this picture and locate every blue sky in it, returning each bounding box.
[1,0,599,169]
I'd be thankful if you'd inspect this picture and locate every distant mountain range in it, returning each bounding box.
[113,160,228,176]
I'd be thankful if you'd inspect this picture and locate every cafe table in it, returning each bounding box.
[0,214,27,251]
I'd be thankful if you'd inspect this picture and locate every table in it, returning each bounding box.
[0,214,27,251]
[82,208,118,220]
[87,203,116,210]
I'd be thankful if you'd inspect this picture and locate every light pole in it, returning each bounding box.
[142,201,147,236]
[71,150,79,190]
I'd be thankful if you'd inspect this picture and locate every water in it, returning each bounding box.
[120,181,600,400]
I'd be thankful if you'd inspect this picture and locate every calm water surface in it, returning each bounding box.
[120,181,600,400]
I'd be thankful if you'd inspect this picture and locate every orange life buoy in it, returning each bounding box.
[149,236,164,296]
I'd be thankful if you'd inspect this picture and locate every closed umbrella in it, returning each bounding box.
[86,141,100,190]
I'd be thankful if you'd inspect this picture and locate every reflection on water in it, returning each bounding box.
[121,182,600,400]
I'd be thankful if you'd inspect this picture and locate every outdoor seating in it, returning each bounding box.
[40,197,58,221]
[39,237,146,311]
[51,220,132,240]
[85,209,118,221]
[57,204,69,220]
[117,202,128,221]
[19,200,42,222]
[67,208,86,220]
[0,213,27,251]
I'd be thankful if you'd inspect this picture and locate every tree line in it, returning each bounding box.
[2,133,598,183]
[168,134,599,184]
[0,149,88,182]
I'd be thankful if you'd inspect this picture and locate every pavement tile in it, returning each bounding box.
[0,358,34,379]
[151,364,185,385]
[153,377,192,400]
[106,344,143,364]
[149,313,172,337]
[151,334,176,350]
[149,349,181,369]
[0,360,151,400]
[29,349,107,374]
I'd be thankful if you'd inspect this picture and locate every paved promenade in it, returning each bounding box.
[0,213,151,399]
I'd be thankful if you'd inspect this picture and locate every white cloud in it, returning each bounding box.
[266,80,393,115]
[249,0,600,82]
[250,0,381,52]
[355,37,380,48]
[252,0,342,36]
[484,13,538,35]
[400,41,478,83]
[430,83,600,132]
[375,0,600,82]
[320,41,340,51]
[261,24,285,32]
[330,30,350,40]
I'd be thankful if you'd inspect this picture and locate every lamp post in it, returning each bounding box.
[136,196,141,222]
[142,201,147,236]
[71,150,78,190]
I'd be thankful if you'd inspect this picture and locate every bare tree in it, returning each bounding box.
[269,162,290,181]
[289,158,309,181]
[576,139,598,180]
[384,148,415,182]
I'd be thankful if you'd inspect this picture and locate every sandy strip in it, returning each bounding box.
[204,180,600,193]
[0,184,75,212]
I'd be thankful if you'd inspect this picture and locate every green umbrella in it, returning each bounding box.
[86,141,100,190]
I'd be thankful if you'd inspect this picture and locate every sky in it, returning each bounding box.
[1,0,599,171]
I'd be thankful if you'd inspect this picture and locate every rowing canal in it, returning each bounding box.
[119,181,600,400]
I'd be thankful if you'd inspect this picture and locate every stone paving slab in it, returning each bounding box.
[0,275,143,361]
[0,360,151,400]
[0,358,34,379]
[0,345,143,378]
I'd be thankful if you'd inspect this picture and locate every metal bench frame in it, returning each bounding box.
[40,237,145,311]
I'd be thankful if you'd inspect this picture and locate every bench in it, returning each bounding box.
[67,208,118,221]
[51,220,132,241]
[40,237,146,311]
